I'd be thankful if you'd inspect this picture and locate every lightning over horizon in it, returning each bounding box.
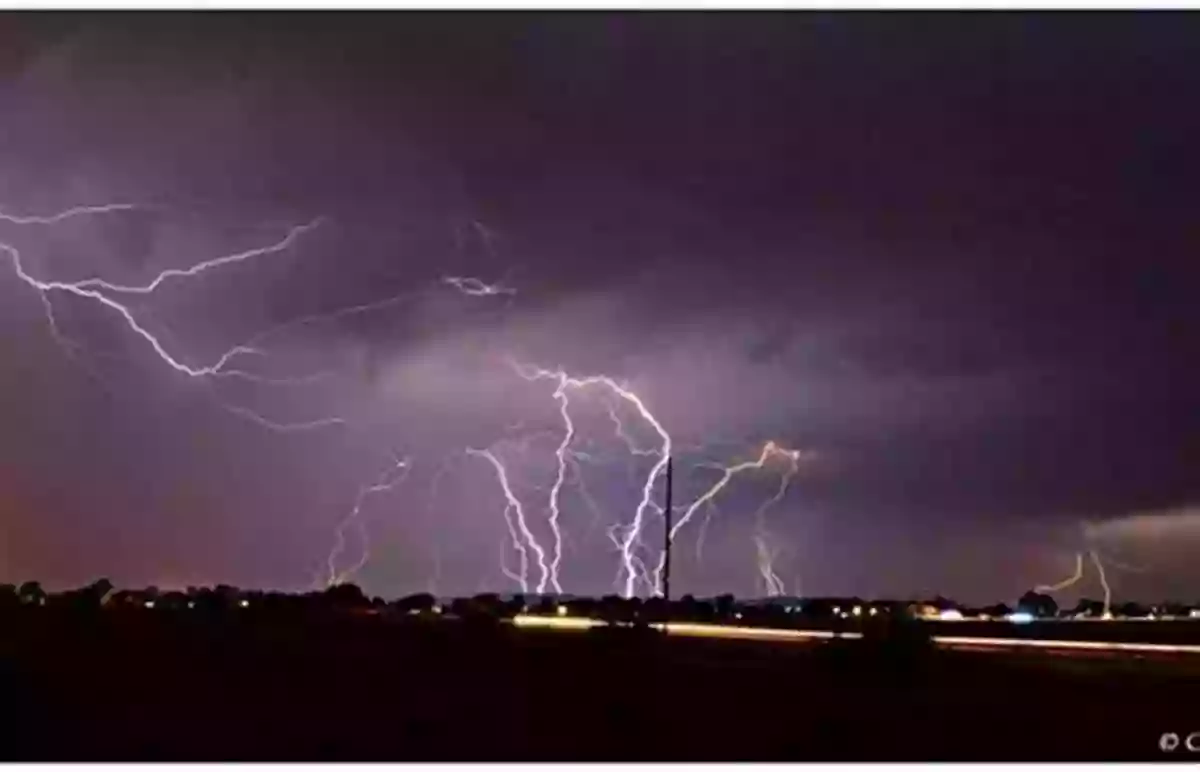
[2,13,1197,605]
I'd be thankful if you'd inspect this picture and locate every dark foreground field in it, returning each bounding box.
[2,609,1198,761]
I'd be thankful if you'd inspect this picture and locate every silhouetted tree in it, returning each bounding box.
[94,577,114,597]
[395,592,436,614]
[715,594,736,619]
[160,591,189,610]
[982,603,1012,618]
[1117,601,1148,618]
[1163,602,1190,618]
[52,578,113,613]
[930,595,959,612]
[1017,590,1057,618]
[0,584,17,610]
[460,593,506,621]
[17,581,44,606]
[324,583,368,609]
[642,596,668,623]
[598,594,632,624]
[1069,598,1105,618]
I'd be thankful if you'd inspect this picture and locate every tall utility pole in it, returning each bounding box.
[661,456,673,632]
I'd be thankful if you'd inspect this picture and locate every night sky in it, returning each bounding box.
[1,13,1197,604]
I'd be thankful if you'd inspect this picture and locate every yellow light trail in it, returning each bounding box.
[510,615,1200,655]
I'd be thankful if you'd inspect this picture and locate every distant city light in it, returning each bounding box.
[556,605,568,617]
[239,599,250,608]
[1006,612,1034,624]
[187,601,195,609]
[939,609,964,621]
[143,600,155,609]
[1190,610,1200,619]
[832,606,841,615]
[852,605,862,617]
[869,607,878,616]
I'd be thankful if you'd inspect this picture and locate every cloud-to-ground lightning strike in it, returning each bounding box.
[466,446,547,594]
[542,378,576,595]
[753,532,787,597]
[509,360,672,598]
[499,358,816,599]
[1036,548,1129,618]
[1036,552,1086,594]
[326,453,413,587]
[750,445,805,596]
[654,441,807,596]
[1089,549,1113,616]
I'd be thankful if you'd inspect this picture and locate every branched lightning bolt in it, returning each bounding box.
[510,360,671,598]
[1034,518,1151,618]
[1088,549,1113,617]
[4,202,538,596]
[466,446,546,594]
[71,219,323,295]
[652,441,804,595]
[541,379,577,594]
[442,276,516,297]
[0,203,139,225]
[695,500,719,564]
[0,204,342,430]
[750,446,805,597]
[1035,552,1085,594]
[326,453,413,587]
[753,532,787,597]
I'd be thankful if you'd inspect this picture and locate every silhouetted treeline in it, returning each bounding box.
[2,580,1198,627]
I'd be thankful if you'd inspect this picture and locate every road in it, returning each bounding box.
[511,614,1200,657]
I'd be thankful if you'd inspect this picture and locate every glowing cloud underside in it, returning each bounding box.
[2,202,816,597]
[0,202,515,590]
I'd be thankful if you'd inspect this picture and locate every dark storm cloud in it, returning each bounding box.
[1,13,1197,602]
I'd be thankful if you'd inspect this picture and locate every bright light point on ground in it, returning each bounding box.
[239,599,250,608]
[832,606,840,615]
[852,605,862,617]
[556,605,568,617]
[869,607,878,616]
[939,609,964,621]
[1191,610,1200,619]
[1007,612,1033,624]
[432,605,442,614]
[1102,611,1114,620]
[143,601,155,609]
[734,612,743,620]
[187,601,194,609]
